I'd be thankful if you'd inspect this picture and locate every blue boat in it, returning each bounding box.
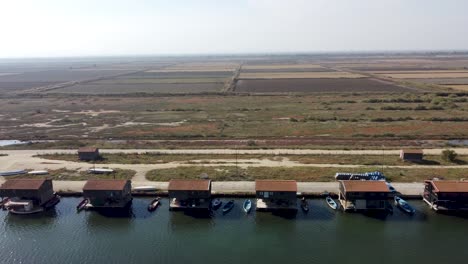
[222,200,235,213]
[394,196,415,214]
[243,199,252,214]
[326,196,338,210]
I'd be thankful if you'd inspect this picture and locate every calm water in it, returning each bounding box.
[1,198,467,264]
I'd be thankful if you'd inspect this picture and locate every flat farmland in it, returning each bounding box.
[405,78,468,85]
[242,64,324,70]
[379,72,468,79]
[49,82,223,94]
[235,78,415,93]
[241,67,333,73]
[48,70,233,94]
[238,72,364,79]
[0,69,133,93]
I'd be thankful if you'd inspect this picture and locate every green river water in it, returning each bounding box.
[0,198,467,264]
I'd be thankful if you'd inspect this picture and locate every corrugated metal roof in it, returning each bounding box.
[0,179,48,190]
[83,180,129,191]
[255,180,297,192]
[78,147,98,153]
[429,181,468,193]
[168,180,211,191]
[401,149,423,154]
[340,180,390,193]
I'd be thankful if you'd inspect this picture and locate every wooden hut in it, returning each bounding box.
[0,179,54,206]
[338,180,392,212]
[400,149,423,162]
[255,180,297,211]
[423,180,468,211]
[78,147,100,161]
[168,179,211,211]
[83,180,132,208]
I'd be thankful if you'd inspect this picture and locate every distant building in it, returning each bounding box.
[78,147,100,161]
[338,180,392,211]
[423,180,468,211]
[0,179,54,206]
[168,179,211,211]
[83,180,132,208]
[255,180,297,211]
[400,149,423,162]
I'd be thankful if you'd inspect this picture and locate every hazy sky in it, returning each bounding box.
[1,0,468,58]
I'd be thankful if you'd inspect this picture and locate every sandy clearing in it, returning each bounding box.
[73,110,121,117]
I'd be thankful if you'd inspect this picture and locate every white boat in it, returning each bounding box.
[0,170,27,176]
[326,196,339,210]
[88,168,114,174]
[243,199,252,214]
[133,186,158,192]
[5,200,44,215]
[27,170,49,175]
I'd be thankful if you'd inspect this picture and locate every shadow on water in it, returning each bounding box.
[169,211,214,232]
[3,208,58,228]
[436,211,468,220]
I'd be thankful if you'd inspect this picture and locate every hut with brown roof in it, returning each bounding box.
[423,180,468,211]
[338,180,392,212]
[83,180,132,208]
[400,149,423,162]
[78,147,100,161]
[0,179,55,206]
[255,180,297,211]
[168,179,211,211]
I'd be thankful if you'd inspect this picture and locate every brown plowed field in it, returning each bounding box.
[236,78,416,93]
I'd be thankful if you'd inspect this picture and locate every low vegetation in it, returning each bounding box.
[35,153,468,166]
[6,168,135,181]
[146,166,467,182]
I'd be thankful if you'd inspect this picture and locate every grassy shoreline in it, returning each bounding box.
[145,166,467,182]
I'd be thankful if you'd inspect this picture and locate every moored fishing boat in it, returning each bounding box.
[148,197,161,212]
[76,198,89,212]
[326,196,338,210]
[211,198,222,210]
[222,200,234,213]
[300,198,309,212]
[394,196,415,214]
[43,194,61,209]
[243,199,252,213]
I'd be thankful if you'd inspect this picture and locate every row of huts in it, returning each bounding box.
[1,178,467,213]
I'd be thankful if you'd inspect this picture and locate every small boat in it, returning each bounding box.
[300,198,309,212]
[6,200,44,215]
[243,199,252,213]
[211,198,222,210]
[43,194,60,209]
[148,197,161,212]
[0,197,9,209]
[27,170,49,175]
[9,207,44,215]
[394,196,415,214]
[326,196,338,210]
[222,200,235,213]
[76,198,89,212]
[0,170,27,176]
